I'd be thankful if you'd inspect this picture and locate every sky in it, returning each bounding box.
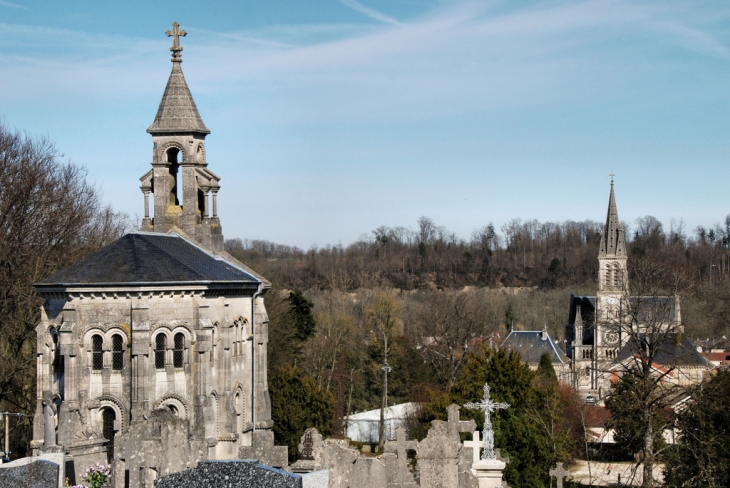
[1,0,729,249]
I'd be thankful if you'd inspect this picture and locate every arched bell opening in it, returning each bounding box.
[166,147,181,206]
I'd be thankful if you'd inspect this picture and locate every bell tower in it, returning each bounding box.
[594,176,626,366]
[140,22,223,252]
[597,176,628,298]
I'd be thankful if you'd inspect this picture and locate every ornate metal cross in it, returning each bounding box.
[166,22,187,61]
[464,382,510,460]
[300,430,314,460]
[549,462,569,488]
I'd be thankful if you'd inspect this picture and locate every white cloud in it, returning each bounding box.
[339,0,403,25]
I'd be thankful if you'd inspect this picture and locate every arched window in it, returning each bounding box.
[613,263,621,287]
[102,408,116,463]
[173,333,184,368]
[155,334,166,370]
[92,335,103,371]
[605,264,612,287]
[112,334,123,371]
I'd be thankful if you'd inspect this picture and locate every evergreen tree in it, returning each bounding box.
[270,365,335,462]
[664,370,730,487]
[287,289,317,341]
[423,347,570,488]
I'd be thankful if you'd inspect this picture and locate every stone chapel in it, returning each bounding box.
[31,23,284,487]
[565,180,709,400]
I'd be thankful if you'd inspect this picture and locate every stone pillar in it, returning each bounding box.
[416,421,460,488]
[131,302,150,419]
[203,190,209,218]
[143,190,150,219]
[211,190,218,218]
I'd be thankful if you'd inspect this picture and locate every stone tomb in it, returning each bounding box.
[0,452,65,488]
[154,459,328,488]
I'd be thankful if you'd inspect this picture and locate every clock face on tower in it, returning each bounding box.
[607,296,616,305]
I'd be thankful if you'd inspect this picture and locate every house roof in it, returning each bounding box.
[615,334,711,368]
[147,61,210,135]
[345,402,419,421]
[36,232,259,287]
[501,329,569,365]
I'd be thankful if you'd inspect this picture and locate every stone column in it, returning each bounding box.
[203,190,210,218]
[143,190,150,219]
[211,190,218,218]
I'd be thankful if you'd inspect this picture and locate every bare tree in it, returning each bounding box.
[0,123,130,455]
[603,256,697,488]
[410,290,486,391]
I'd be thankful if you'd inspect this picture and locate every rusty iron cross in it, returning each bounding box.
[464,382,510,460]
[167,22,187,60]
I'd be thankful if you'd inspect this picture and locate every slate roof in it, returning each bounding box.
[36,233,258,287]
[501,329,570,365]
[147,62,210,135]
[615,334,711,368]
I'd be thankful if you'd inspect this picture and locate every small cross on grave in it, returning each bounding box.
[446,404,477,440]
[463,430,481,466]
[166,22,187,61]
[464,382,510,460]
[385,426,417,484]
[549,462,569,488]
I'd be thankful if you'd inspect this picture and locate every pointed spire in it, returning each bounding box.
[599,176,626,257]
[575,305,583,327]
[147,23,210,135]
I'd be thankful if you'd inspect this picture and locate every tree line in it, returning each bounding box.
[1,122,728,486]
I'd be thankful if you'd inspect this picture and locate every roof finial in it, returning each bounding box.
[166,22,187,62]
[609,172,615,186]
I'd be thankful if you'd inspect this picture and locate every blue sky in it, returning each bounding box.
[1,0,729,248]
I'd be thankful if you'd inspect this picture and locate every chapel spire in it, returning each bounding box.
[147,22,209,135]
[139,23,223,253]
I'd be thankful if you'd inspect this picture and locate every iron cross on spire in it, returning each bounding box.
[609,172,615,185]
[166,22,187,61]
[464,382,510,460]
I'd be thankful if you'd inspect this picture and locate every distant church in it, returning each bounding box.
[565,180,709,400]
[32,24,284,487]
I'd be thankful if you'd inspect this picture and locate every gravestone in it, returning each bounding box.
[290,429,325,474]
[154,459,328,488]
[384,427,417,487]
[416,420,461,488]
[446,404,476,441]
[239,430,289,469]
[0,452,65,488]
[549,462,569,488]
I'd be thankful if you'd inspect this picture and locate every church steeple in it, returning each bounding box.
[599,175,626,258]
[597,176,627,293]
[139,22,223,253]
